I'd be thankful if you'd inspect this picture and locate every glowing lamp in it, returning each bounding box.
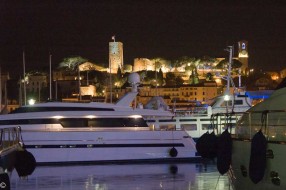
[28,99,36,105]
[224,94,230,101]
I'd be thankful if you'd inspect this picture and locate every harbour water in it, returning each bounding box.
[10,162,233,190]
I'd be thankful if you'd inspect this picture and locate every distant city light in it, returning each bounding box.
[215,78,221,84]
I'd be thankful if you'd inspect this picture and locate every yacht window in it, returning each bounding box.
[159,124,175,130]
[202,124,212,130]
[60,119,87,128]
[0,119,59,125]
[88,118,148,128]
[10,107,114,113]
[221,100,233,107]
[234,100,243,105]
[181,124,197,131]
[0,118,148,128]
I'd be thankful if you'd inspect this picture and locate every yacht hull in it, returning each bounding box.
[231,140,286,190]
[21,130,198,165]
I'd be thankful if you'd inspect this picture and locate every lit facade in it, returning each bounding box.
[26,75,47,93]
[109,83,220,108]
[133,58,152,72]
[132,41,249,78]
[109,42,124,73]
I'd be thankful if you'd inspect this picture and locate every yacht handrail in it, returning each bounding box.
[173,106,210,117]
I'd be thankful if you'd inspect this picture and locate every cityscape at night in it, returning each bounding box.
[0,1,285,109]
[1,1,286,72]
[1,2,286,190]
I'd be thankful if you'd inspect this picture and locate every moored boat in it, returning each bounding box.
[0,87,198,165]
[229,84,286,190]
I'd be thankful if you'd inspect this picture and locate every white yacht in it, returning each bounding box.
[146,90,255,140]
[0,74,198,165]
[229,85,286,190]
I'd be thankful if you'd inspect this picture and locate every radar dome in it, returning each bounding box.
[128,72,140,84]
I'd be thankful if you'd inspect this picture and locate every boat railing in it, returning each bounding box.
[173,106,210,117]
[233,110,286,142]
[0,126,23,156]
[210,112,245,135]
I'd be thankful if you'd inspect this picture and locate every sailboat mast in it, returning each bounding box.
[226,46,233,95]
[49,53,52,100]
[23,50,26,105]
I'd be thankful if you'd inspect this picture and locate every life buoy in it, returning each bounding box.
[249,130,267,184]
[169,147,178,157]
[14,149,36,177]
[196,131,217,159]
[216,129,232,175]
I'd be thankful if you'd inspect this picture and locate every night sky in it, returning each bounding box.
[1,0,286,75]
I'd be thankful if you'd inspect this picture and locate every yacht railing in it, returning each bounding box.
[210,112,244,135]
[173,106,210,117]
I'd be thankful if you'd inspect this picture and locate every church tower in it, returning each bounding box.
[238,40,249,73]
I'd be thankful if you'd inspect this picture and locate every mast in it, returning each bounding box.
[19,76,22,106]
[109,36,115,103]
[108,57,112,103]
[225,46,233,113]
[78,64,81,101]
[226,46,233,95]
[0,66,2,112]
[23,50,26,105]
[49,53,52,100]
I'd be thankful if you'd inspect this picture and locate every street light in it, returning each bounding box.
[28,99,36,105]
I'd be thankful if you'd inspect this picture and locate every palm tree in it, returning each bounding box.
[215,59,242,70]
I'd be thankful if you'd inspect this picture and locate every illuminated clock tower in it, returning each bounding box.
[109,41,123,74]
[238,40,248,73]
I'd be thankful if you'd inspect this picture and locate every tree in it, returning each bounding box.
[114,67,124,88]
[116,67,122,80]
[189,69,199,84]
[89,70,109,91]
[158,68,164,86]
[199,56,217,69]
[206,72,214,81]
[165,72,176,86]
[215,59,243,69]
[175,76,184,85]
[58,56,88,73]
